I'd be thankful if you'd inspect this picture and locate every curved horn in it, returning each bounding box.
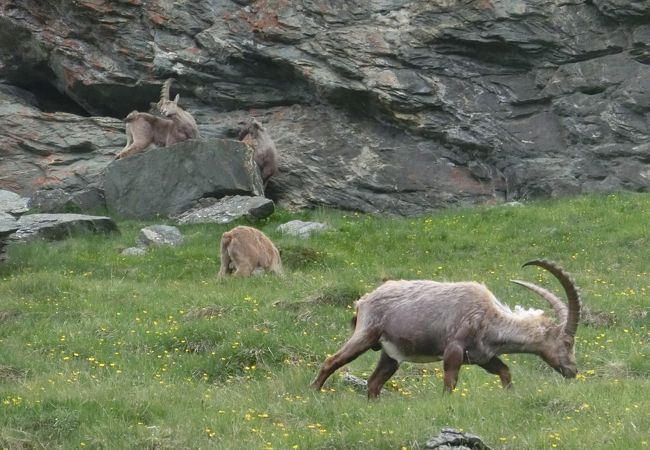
[523,259,581,337]
[510,279,567,323]
[160,78,174,101]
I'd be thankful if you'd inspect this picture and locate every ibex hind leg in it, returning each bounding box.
[218,252,232,278]
[367,350,399,399]
[312,328,380,391]
[116,139,150,159]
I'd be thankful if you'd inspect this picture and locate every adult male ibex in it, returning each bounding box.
[312,260,581,397]
[218,226,284,278]
[116,79,200,159]
[238,118,278,186]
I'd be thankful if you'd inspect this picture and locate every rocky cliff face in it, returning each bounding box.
[1,0,649,215]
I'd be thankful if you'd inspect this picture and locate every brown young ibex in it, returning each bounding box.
[218,226,284,278]
[116,79,200,159]
[312,260,581,397]
[238,118,278,186]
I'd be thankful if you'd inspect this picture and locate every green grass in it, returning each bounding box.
[1,192,649,449]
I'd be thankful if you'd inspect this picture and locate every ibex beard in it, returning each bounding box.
[312,259,581,398]
[218,226,284,278]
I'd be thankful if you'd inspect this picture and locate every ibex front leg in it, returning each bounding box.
[442,341,464,393]
[479,356,512,389]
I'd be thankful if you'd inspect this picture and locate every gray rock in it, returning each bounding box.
[0,190,29,216]
[28,188,105,213]
[121,246,146,256]
[104,139,264,219]
[0,212,19,263]
[277,220,328,238]
[175,195,274,225]
[137,225,183,247]
[426,428,492,450]
[0,87,123,198]
[0,213,19,235]
[341,373,368,392]
[10,214,119,242]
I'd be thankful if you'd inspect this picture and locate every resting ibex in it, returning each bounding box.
[238,118,278,186]
[116,79,200,159]
[312,260,581,397]
[218,225,283,278]
[157,78,200,141]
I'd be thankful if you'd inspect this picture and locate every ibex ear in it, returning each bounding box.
[174,94,180,104]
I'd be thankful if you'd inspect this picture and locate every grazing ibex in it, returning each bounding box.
[238,118,278,186]
[312,260,581,397]
[218,225,283,278]
[116,79,200,159]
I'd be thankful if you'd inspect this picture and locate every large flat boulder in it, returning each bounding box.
[103,139,264,219]
[11,214,118,242]
[0,190,29,216]
[0,212,19,262]
[174,195,274,225]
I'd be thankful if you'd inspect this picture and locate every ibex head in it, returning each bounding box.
[511,259,581,378]
[158,78,181,117]
[238,118,264,140]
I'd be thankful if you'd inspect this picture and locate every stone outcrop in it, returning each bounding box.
[0,213,18,262]
[10,213,118,242]
[277,220,329,238]
[1,189,119,259]
[103,139,264,219]
[426,428,492,450]
[1,1,650,215]
[175,195,274,225]
[137,225,183,248]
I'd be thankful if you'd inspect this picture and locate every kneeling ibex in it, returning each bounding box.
[218,226,283,278]
[312,260,581,397]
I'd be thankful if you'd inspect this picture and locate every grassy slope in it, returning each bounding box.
[0,193,648,449]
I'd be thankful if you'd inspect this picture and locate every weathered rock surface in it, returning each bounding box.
[0,212,19,262]
[426,428,492,450]
[138,225,183,248]
[0,190,29,216]
[1,1,650,215]
[10,214,118,242]
[121,247,146,256]
[277,220,329,238]
[175,195,274,225]
[27,187,105,213]
[104,139,264,219]
[0,85,123,197]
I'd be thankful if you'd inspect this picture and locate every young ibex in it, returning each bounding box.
[218,225,284,278]
[312,260,581,397]
[238,118,278,186]
[116,79,200,159]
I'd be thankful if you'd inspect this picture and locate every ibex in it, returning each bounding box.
[218,225,284,278]
[238,118,278,186]
[116,79,200,159]
[312,260,581,397]
[157,78,200,141]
